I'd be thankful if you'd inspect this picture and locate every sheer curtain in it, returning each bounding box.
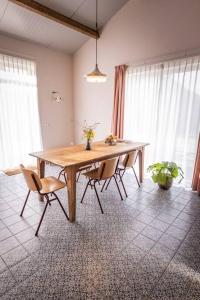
[0,54,42,169]
[124,56,200,186]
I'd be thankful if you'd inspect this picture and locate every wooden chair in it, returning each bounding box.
[20,165,69,236]
[81,157,123,214]
[102,151,140,197]
[58,165,93,183]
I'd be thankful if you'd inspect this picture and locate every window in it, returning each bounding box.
[124,56,200,186]
[0,54,42,169]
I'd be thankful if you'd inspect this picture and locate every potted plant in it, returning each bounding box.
[147,161,184,190]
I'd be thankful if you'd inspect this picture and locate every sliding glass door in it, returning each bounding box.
[124,56,200,186]
[0,54,42,170]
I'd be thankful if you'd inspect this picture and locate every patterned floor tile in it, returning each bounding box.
[10,255,42,283]
[172,217,193,230]
[0,236,20,256]
[132,234,155,251]
[0,168,200,298]
[15,227,36,244]
[150,218,169,232]
[8,220,30,235]
[0,257,8,274]
[0,220,6,230]
[0,227,12,242]
[0,208,16,219]
[157,212,176,224]
[166,225,188,240]
[0,270,16,296]
[142,225,163,241]
[149,243,175,264]
[158,233,182,251]
[1,245,29,268]
[3,214,22,226]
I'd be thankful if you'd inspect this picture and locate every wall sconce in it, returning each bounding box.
[52,91,62,103]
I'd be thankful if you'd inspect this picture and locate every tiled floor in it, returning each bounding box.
[0,165,200,299]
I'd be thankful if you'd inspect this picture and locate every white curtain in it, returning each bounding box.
[0,54,42,169]
[124,56,200,186]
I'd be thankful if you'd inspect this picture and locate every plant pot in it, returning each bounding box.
[158,178,173,190]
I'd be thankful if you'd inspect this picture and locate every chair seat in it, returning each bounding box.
[40,176,66,194]
[83,168,100,180]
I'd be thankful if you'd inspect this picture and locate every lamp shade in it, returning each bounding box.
[86,64,107,83]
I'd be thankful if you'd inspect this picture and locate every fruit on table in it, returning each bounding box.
[105,135,118,144]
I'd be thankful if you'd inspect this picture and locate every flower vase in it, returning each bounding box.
[85,139,91,150]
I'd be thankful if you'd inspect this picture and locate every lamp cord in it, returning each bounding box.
[96,0,98,66]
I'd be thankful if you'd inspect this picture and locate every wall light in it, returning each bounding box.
[52,91,62,103]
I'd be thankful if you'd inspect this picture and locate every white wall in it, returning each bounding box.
[0,33,74,150]
[73,0,200,142]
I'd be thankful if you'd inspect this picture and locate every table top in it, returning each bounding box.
[30,141,149,168]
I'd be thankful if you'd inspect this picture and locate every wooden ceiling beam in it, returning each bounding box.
[8,0,99,39]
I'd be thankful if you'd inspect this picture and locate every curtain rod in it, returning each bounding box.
[127,47,200,68]
[0,48,36,62]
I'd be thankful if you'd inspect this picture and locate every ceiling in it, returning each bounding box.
[0,0,129,54]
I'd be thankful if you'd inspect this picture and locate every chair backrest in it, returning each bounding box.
[123,150,138,168]
[20,164,42,192]
[98,157,118,180]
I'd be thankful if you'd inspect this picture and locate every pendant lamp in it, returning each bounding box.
[85,0,107,83]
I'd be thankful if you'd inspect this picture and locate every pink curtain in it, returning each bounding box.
[112,64,127,139]
[192,134,200,194]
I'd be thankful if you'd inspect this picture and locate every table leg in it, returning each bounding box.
[37,158,45,201]
[138,147,145,183]
[65,166,77,222]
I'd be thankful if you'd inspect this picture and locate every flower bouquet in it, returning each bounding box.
[82,121,100,150]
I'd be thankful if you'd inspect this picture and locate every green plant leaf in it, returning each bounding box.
[171,168,178,178]
[152,174,158,183]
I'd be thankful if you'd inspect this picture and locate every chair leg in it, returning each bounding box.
[81,180,90,203]
[94,183,104,214]
[58,169,63,180]
[121,169,126,178]
[45,194,51,206]
[119,175,128,198]
[101,179,107,192]
[20,190,30,216]
[35,201,49,236]
[58,169,67,184]
[132,167,140,187]
[62,172,67,184]
[113,176,123,201]
[52,192,69,220]
[105,177,112,190]
[76,172,81,182]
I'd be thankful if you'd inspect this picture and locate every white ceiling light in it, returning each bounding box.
[85,0,107,83]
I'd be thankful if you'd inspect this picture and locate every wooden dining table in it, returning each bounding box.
[30,140,149,222]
